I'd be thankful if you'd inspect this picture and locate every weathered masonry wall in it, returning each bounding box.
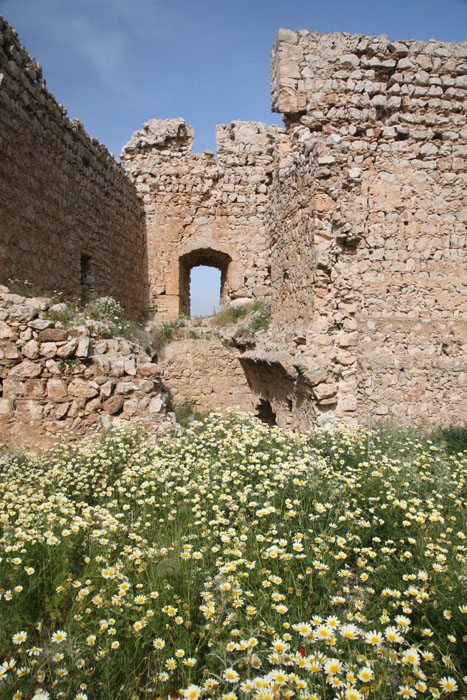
[159,339,256,414]
[121,119,286,319]
[0,288,172,449]
[261,29,467,428]
[0,16,145,317]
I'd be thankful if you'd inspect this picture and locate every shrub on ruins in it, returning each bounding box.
[237,299,272,336]
[83,296,126,334]
[7,278,36,297]
[149,315,188,354]
[212,299,272,337]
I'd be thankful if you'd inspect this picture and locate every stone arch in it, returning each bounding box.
[179,247,233,316]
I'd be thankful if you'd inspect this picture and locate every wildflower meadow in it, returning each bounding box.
[0,413,465,700]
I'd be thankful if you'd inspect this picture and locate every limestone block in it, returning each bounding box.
[76,337,90,358]
[22,339,40,359]
[68,379,99,399]
[3,343,20,360]
[9,360,42,378]
[122,399,138,416]
[0,398,12,416]
[2,379,24,398]
[40,342,57,357]
[115,380,138,395]
[47,378,68,400]
[86,397,102,413]
[338,395,357,412]
[24,379,47,399]
[124,358,137,376]
[313,382,337,401]
[0,321,15,340]
[103,396,124,414]
[100,380,114,398]
[56,338,79,358]
[137,363,159,377]
[54,403,70,420]
[339,54,360,69]
[148,396,164,413]
[28,319,53,331]
[38,328,69,342]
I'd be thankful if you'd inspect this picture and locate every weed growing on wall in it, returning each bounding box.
[0,416,465,699]
[83,296,126,335]
[7,279,36,297]
[237,300,272,336]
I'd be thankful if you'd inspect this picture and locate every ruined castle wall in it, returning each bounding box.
[159,339,257,414]
[0,16,145,317]
[121,119,284,319]
[264,29,467,428]
[0,288,172,449]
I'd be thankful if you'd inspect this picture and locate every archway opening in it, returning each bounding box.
[179,248,232,317]
[190,266,221,317]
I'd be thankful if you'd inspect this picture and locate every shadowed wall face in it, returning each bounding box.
[0,16,145,317]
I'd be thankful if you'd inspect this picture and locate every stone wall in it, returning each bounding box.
[0,288,172,448]
[0,16,145,317]
[159,338,256,414]
[121,119,286,319]
[260,29,467,428]
[1,16,466,434]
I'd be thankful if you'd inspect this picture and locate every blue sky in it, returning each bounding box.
[1,0,466,314]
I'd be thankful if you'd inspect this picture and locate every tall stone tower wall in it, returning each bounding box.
[263,29,467,427]
[0,16,145,316]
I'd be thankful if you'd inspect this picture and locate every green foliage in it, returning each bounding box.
[57,357,81,375]
[83,296,125,335]
[150,315,188,353]
[122,319,151,348]
[0,417,465,699]
[45,300,81,324]
[212,303,250,328]
[237,299,272,336]
[430,424,467,455]
[167,397,207,427]
[212,299,272,337]
[7,278,36,297]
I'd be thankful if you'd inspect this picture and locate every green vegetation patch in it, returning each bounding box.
[0,416,465,699]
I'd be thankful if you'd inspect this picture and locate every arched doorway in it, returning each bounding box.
[179,248,232,317]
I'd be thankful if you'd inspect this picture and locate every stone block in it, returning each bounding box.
[47,378,68,400]
[9,360,42,378]
[103,396,124,414]
[0,321,15,340]
[38,328,69,342]
[40,342,58,357]
[68,379,99,399]
[24,379,47,399]
[148,396,163,413]
[0,398,12,416]
[76,337,90,358]
[22,339,40,359]
[313,382,337,401]
[56,338,79,358]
